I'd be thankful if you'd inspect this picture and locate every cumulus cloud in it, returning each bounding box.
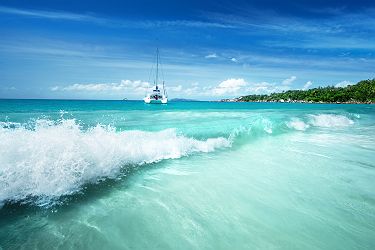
[138,78,352,99]
[230,57,237,62]
[212,78,247,96]
[335,80,352,88]
[245,81,290,95]
[51,80,150,93]
[205,53,218,59]
[169,85,183,92]
[180,78,293,97]
[51,80,187,97]
[302,81,313,90]
[184,86,200,95]
[282,76,297,85]
[180,82,199,94]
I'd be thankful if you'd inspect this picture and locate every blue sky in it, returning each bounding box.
[0,0,374,100]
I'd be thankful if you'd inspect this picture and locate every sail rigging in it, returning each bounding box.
[144,48,168,104]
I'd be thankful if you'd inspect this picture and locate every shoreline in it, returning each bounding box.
[220,79,375,104]
[219,99,374,104]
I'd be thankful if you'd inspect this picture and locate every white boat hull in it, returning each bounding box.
[144,96,168,104]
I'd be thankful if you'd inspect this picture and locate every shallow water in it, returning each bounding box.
[0,100,374,249]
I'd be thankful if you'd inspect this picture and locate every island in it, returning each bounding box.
[222,79,375,104]
[170,98,200,102]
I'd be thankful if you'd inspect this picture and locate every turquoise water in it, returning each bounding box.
[0,100,374,249]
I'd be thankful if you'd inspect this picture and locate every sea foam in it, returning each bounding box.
[308,114,354,127]
[0,119,230,206]
[287,114,354,131]
[287,119,310,131]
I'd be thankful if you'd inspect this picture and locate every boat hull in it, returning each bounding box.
[144,97,168,104]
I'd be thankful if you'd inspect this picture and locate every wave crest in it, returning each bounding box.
[0,119,230,206]
[286,119,310,131]
[308,114,354,127]
[287,114,355,131]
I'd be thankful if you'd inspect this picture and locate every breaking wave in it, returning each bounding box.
[0,119,230,207]
[287,114,354,131]
[308,114,354,128]
[0,113,356,207]
[287,119,310,131]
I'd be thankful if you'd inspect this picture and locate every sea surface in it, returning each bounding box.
[0,99,374,249]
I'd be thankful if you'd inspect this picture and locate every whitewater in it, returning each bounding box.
[0,99,374,249]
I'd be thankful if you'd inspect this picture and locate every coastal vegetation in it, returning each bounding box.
[232,79,375,103]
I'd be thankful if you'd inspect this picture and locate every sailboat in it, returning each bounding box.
[144,48,168,104]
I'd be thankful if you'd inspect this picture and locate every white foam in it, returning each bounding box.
[308,114,354,128]
[262,118,273,134]
[0,119,230,206]
[287,119,310,131]
[0,121,22,129]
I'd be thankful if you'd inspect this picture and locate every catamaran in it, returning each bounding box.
[144,48,168,104]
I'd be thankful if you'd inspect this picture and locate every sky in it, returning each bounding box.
[0,0,374,100]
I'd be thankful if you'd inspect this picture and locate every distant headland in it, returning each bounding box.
[170,98,200,102]
[221,79,375,104]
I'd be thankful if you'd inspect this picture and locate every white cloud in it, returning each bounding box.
[184,86,200,95]
[245,81,290,95]
[0,6,101,22]
[282,76,297,85]
[51,80,150,93]
[212,78,247,96]
[231,57,237,62]
[302,81,313,90]
[152,20,234,29]
[0,6,233,29]
[181,83,201,95]
[53,78,350,100]
[169,85,183,92]
[180,78,293,97]
[52,80,185,97]
[50,86,60,91]
[335,80,352,88]
[205,53,218,59]
[169,78,299,98]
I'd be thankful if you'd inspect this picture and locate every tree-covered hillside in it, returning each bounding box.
[238,79,375,103]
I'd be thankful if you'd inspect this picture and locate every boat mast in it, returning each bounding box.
[156,48,159,88]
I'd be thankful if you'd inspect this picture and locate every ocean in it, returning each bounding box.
[0,99,374,249]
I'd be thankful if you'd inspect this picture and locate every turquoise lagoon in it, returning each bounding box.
[0,100,374,249]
